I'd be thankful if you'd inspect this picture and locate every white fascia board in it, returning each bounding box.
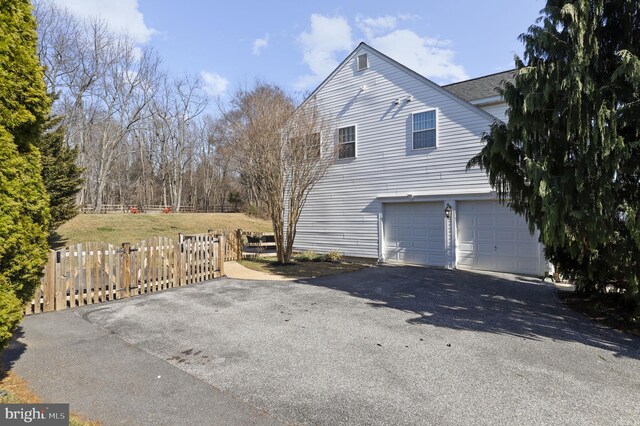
[469,95,503,106]
[376,191,497,202]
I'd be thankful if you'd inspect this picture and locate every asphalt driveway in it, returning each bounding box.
[4,266,640,425]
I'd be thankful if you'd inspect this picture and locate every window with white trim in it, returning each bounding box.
[412,110,437,149]
[338,126,356,159]
[357,54,368,71]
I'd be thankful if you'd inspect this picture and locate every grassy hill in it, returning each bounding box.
[53,213,272,247]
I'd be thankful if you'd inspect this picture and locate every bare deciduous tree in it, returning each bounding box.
[225,84,335,263]
[33,0,333,224]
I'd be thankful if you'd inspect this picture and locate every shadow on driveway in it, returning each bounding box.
[295,265,640,360]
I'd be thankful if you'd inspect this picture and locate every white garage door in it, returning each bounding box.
[383,202,445,266]
[457,201,542,276]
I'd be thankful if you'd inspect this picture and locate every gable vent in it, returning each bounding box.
[357,54,368,71]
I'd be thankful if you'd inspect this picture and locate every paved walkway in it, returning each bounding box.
[224,261,297,281]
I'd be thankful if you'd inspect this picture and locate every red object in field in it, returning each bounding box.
[129,207,139,214]
[162,207,172,214]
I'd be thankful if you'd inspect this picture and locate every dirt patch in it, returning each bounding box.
[0,369,100,425]
[238,258,369,278]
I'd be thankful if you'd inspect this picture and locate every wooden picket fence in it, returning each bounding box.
[27,234,225,315]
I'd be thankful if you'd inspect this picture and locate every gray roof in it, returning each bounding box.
[442,70,515,102]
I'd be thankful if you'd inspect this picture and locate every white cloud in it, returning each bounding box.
[355,15,398,39]
[252,34,269,55]
[51,0,156,43]
[294,13,468,89]
[200,71,229,97]
[369,29,469,83]
[296,14,353,89]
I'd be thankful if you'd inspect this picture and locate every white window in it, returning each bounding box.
[357,54,368,71]
[412,110,437,149]
[338,126,356,159]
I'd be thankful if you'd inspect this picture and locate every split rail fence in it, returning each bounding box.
[27,234,225,315]
[81,204,238,214]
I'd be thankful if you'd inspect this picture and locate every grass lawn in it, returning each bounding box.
[53,213,272,247]
[239,257,369,278]
[0,369,98,425]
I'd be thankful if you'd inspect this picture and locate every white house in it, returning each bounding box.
[293,42,547,276]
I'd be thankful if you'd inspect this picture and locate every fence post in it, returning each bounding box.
[43,251,56,312]
[55,249,66,311]
[236,229,243,261]
[218,234,225,276]
[180,239,187,286]
[122,242,131,298]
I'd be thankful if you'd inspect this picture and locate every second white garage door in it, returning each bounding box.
[383,202,445,266]
[457,201,542,276]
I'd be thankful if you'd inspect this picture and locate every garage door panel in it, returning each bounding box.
[413,215,428,225]
[457,201,542,275]
[427,229,443,239]
[495,216,515,227]
[412,240,428,249]
[477,217,494,226]
[517,244,539,257]
[457,255,473,267]
[429,240,445,250]
[397,228,414,238]
[495,243,515,255]
[477,242,496,253]
[476,254,496,267]
[412,228,429,238]
[397,240,414,249]
[517,230,534,240]
[496,230,515,241]
[425,216,442,226]
[477,231,494,241]
[458,242,473,252]
[383,202,445,267]
[496,258,517,272]
[457,227,473,240]
[398,216,412,225]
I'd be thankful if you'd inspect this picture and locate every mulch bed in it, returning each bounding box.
[557,291,640,336]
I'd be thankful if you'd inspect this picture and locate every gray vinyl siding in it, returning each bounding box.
[293,46,498,258]
[480,102,509,123]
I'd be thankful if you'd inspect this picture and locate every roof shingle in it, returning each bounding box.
[442,70,515,102]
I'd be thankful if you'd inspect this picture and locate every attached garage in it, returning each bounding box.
[381,199,545,276]
[456,200,543,276]
[382,202,445,267]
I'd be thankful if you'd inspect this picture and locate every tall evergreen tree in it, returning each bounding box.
[37,116,83,229]
[468,0,640,309]
[0,0,51,347]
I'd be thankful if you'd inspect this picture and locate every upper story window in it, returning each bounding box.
[357,54,368,71]
[412,110,437,149]
[338,125,356,159]
[306,132,321,159]
[290,132,321,160]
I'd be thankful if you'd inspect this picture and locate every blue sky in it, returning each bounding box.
[50,0,545,101]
